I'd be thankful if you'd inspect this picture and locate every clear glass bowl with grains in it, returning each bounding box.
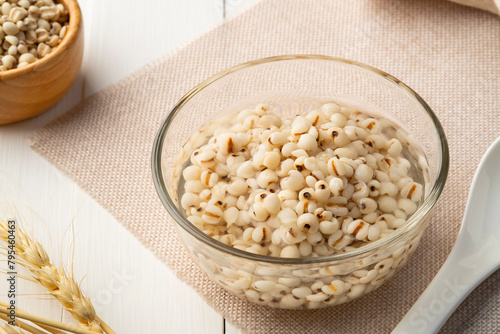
[152,55,449,309]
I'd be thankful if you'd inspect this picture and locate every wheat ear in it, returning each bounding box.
[0,218,110,333]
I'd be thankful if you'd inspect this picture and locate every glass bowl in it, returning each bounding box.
[152,55,449,309]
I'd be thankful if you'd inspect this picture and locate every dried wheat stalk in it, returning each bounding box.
[0,312,48,334]
[0,218,114,334]
[0,301,96,334]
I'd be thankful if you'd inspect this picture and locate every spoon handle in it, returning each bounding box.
[391,244,493,334]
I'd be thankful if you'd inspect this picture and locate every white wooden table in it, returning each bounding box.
[0,0,258,332]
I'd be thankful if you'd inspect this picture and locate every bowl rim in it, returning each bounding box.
[152,54,449,265]
[0,0,81,80]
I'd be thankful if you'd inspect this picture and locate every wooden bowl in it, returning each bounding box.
[0,0,83,125]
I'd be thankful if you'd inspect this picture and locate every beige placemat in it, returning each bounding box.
[30,0,500,333]
[451,0,499,13]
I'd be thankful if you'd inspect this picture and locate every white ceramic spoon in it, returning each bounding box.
[392,136,500,334]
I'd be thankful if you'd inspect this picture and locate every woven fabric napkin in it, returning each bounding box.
[450,0,499,13]
[30,0,500,333]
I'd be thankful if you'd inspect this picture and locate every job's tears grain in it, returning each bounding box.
[0,0,69,71]
[181,103,425,256]
[177,102,429,308]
